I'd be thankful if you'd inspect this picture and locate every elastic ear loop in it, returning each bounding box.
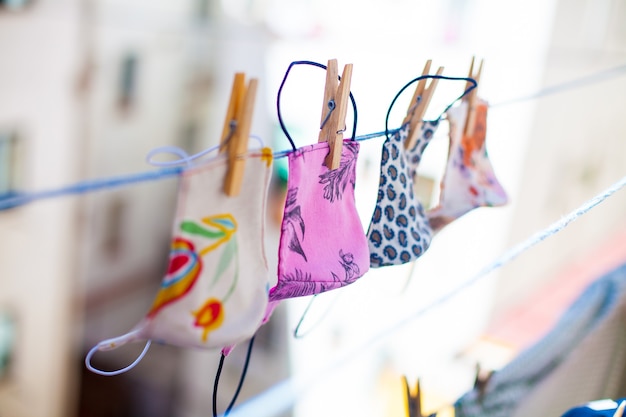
[293,291,344,339]
[397,260,418,295]
[381,75,478,294]
[145,125,265,168]
[85,331,152,376]
[212,336,256,417]
[276,60,359,152]
[384,74,478,141]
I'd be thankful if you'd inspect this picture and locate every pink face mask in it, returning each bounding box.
[259,60,369,323]
[264,140,370,319]
[428,99,508,231]
[86,149,273,375]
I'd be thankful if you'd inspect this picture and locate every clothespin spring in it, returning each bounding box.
[406,96,423,118]
[221,120,238,150]
[320,99,336,130]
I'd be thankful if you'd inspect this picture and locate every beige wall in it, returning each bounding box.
[492,0,626,317]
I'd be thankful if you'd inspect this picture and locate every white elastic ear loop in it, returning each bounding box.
[85,332,152,376]
[145,135,266,168]
[146,145,219,168]
[249,134,265,149]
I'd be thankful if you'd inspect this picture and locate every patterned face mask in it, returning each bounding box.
[367,121,439,267]
[428,99,508,231]
[87,149,273,374]
[264,140,370,320]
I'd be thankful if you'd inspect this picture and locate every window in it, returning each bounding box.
[0,131,21,203]
[117,53,138,113]
[180,120,200,154]
[0,312,15,380]
[102,197,127,259]
[0,0,32,11]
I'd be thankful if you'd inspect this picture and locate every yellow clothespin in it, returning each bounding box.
[403,376,424,417]
[403,60,444,150]
[219,72,258,196]
[463,56,484,137]
[318,58,353,170]
[614,401,626,417]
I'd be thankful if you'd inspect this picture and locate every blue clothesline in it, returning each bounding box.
[1,63,625,211]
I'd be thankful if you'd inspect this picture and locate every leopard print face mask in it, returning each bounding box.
[367,121,439,267]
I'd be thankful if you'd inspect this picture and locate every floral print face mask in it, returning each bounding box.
[86,149,273,375]
[264,140,370,320]
[428,99,508,231]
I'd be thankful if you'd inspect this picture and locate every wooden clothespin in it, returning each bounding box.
[463,56,484,137]
[473,362,493,402]
[219,72,258,196]
[403,60,444,150]
[318,59,353,170]
[614,401,626,417]
[403,376,424,417]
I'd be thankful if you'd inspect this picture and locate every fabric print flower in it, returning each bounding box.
[180,214,237,256]
[148,238,203,317]
[339,249,360,284]
[282,187,307,261]
[192,298,225,343]
[318,144,358,203]
[323,271,342,292]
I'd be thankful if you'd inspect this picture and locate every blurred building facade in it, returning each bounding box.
[0,1,85,416]
[0,0,625,417]
[0,1,288,417]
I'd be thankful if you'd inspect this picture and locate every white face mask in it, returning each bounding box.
[427,99,508,231]
[86,148,274,375]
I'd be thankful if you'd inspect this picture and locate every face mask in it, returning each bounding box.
[86,149,273,375]
[367,120,439,267]
[428,99,508,231]
[264,140,370,319]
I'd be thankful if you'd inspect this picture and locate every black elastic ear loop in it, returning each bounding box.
[384,75,478,141]
[381,75,477,295]
[276,60,358,151]
[212,336,256,417]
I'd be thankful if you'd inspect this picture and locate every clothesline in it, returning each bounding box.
[1,62,625,211]
[228,173,626,417]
